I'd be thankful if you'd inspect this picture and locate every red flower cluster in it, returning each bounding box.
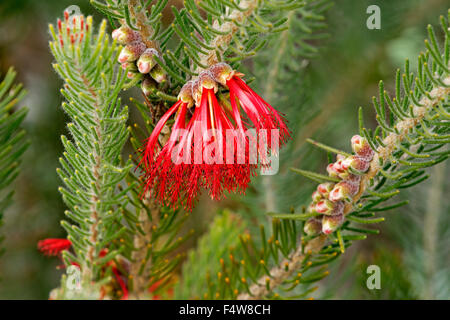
[139,63,291,210]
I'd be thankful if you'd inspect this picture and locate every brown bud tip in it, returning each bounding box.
[209,62,235,86]
[178,81,194,107]
[198,70,218,92]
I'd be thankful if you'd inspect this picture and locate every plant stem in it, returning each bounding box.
[423,159,446,299]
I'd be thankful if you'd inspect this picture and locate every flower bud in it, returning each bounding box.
[307,202,316,213]
[191,79,201,105]
[322,214,344,235]
[209,62,234,86]
[121,61,137,71]
[198,70,218,92]
[329,181,359,202]
[137,48,159,74]
[351,135,375,160]
[304,218,322,236]
[178,81,194,107]
[317,182,334,197]
[312,190,322,202]
[315,199,335,215]
[342,155,370,174]
[118,41,146,63]
[327,163,340,178]
[149,64,167,84]
[112,26,141,45]
[347,174,361,185]
[141,77,157,96]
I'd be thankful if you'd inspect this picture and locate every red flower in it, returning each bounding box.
[139,63,290,210]
[38,239,128,300]
[37,238,72,256]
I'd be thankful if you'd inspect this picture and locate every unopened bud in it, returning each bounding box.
[137,48,159,74]
[307,202,316,213]
[347,174,362,185]
[304,218,322,236]
[149,64,166,84]
[315,199,335,215]
[317,182,334,197]
[327,163,340,178]
[141,77,157,96]
[191,79,201,105]
[118,41,146,63]
[322,214,344,235]
[329,181,359,202]
[342,155,370,174]
[209,62,235,86]
[178,81,194,107]
[351,135,375,160]
[312,191,322,202]
[112,26,141,45]
[198,70,218,92]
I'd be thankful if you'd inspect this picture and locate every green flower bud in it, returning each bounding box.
[304,218,322,236]
[141,77,157,96]
[149,64,167,84]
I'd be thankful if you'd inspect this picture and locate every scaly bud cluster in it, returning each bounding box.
[112,25,166,91]
[304,135,375,235]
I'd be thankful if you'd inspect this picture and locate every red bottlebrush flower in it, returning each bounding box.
[37,238,72,256]
[210,63,291,146]
[139,64,291,210]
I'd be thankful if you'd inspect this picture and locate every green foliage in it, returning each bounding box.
[91,0,307,101]
[0,68,29,257]
[174,211,247,299]
[49,15,131,282]
[124,97,192,296]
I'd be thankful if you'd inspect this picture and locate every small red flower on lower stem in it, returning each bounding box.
[38,238,72,256]
[38,239,128,300]
[139,63,291,210]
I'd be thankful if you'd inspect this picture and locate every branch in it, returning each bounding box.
[238,73,450,299]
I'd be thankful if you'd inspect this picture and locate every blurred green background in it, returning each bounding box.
[0,0,448,299]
